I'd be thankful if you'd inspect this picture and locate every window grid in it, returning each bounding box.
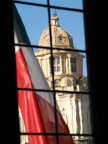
[12,0,95,144]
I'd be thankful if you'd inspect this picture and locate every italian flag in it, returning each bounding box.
[13,4,74,144]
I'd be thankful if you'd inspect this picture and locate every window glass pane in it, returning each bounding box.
[16,46,51,90]
[56,93,93,135]
[34,49,54,89]
[35,49,89,92]
[18,91,55,133]
[50,8,85,51]
[50,0,83,10]
[15,3,49,46]
[48,50,89,92]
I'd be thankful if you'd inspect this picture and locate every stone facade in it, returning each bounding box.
[35,15,93,144]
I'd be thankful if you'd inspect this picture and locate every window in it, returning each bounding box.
[58,35,62,44]
[1,1,103,144]
[71,58,77,72]
[53,57,60,72]
[17,1,91,142]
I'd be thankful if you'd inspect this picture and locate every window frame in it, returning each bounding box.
[1,1,102,144]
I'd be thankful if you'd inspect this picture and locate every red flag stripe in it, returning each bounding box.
[16,47,48,144]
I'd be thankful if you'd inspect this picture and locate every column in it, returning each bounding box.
[68,55,71,74]
[66,57,68,74]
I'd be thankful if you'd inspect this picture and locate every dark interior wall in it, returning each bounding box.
[1,1,20,144]
[83,1,107,144]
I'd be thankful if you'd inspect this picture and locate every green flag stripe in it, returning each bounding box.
[13,4,30,45]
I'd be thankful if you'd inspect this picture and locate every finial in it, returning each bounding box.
[53,0,57,17]
[53,9,57,17]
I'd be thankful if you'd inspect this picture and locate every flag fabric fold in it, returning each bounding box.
[13,4,74,144]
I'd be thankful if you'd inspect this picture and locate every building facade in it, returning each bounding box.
[35,15,92,144]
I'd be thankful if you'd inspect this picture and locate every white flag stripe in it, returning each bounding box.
[14,32,20,52]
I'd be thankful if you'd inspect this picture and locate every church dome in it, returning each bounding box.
[38,15,74,49]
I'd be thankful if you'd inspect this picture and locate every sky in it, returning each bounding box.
[15,0,87,76]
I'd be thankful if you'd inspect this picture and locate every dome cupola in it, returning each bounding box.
[38,15,74,49]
